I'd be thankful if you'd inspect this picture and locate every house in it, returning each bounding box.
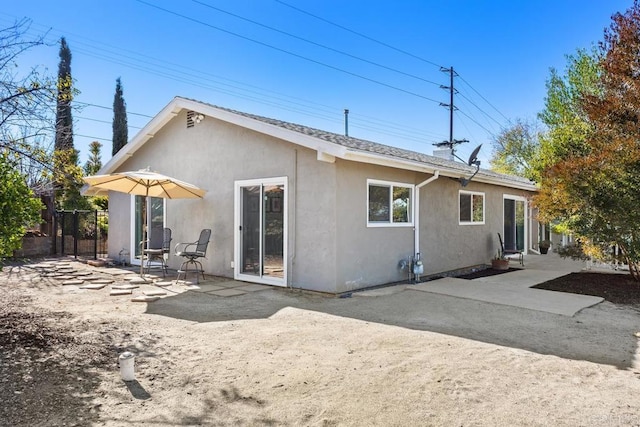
[95,96,539,293]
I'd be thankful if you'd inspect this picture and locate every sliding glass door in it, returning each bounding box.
[503,196,526,252]
[235,178,287,286]
[131,195,165,265]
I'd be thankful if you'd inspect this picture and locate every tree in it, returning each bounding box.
[112,77,128,156]
[535,1,640,280]
[53,37,89,211]
[489,119,542,182]
[83,140,107,210]
[0,20,57,191]
[55,37,73,152]
[84,140,102,176]
[0,152,43,258]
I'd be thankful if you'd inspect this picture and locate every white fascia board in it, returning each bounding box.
[98,99,182,174]
[175,98,347,159]
[344,150,538,191]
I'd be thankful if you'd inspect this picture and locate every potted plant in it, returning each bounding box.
[491,251,510,270]
[539,240,551,254]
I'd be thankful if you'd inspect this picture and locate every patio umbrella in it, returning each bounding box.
[83,168,206,277]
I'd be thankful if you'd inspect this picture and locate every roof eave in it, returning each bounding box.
[343,150,538,191]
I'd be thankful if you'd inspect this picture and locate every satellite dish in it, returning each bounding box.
[460,144,482,187]
[467,144,482,166]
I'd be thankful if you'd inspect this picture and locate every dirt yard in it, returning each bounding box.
[2,259,640,426]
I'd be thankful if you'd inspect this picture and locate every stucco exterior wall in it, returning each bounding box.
[334,160,418,292]
[108,110,338,290]
[107,191,133,263]
[420,177,534,275]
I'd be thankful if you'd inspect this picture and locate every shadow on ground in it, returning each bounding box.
[145,286,640,370]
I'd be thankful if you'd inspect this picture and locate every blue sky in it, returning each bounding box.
[1,1,632,167]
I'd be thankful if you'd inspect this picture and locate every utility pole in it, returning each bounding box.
[435,66,468,150]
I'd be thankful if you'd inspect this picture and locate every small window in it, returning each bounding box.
[367,180,413,227]
[459,191,484,224]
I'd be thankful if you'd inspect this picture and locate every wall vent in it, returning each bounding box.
[186,110,195,128]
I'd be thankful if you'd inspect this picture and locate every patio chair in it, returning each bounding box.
[498,232,524,266]
[175,229,211,284]
[144,228,172,276]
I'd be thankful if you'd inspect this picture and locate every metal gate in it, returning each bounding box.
[53,210,108,259]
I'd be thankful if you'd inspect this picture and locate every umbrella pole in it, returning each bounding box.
[140,195,148,278]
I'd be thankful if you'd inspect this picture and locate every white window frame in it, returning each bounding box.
[366,179,414,227]
[459,190,485,225]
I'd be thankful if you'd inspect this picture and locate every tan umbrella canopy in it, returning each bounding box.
[83,168,206,277]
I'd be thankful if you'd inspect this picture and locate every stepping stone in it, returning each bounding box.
[110,289,132,296]
[131,295,160,303]
[89,278,114,285]
[72,271,92,276]
[54,275,77,280]
[82,276,107,281]
[143,290,166,297]
[30,263,55,269]
[155,281,173,287]
[112,284,139,290]
[127,277,153,284]
[105,268,136,276]
[86,259,106,267]
[80,283,107,290]
[62,279,84,286]
[42,272,64,277]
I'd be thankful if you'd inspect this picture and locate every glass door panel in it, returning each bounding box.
[241,186,261,276]
[263,185,284,279]
[133,196,164,263]
[504,198,526,252]
[236,179,286,286]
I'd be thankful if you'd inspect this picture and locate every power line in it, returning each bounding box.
[134,0,443,104]
[275,0,444,69]
[73,101,153,118]
[4,14,448,148]
[76,115,143,130]
[457,73,511,123]
[191,0,441,87]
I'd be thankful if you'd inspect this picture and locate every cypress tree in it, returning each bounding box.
[55,37,73,151]
[112,77,128,156]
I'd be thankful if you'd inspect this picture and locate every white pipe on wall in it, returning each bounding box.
[414,171,440,256]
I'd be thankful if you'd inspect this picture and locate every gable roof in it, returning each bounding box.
[100,96,537,191]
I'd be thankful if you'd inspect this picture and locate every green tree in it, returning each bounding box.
[535,1,640,280]
[0,152,42,258]
[489,119,542,182]
[55,37,73,152]
[0,19,57,192]
[53,37,88,210]
[83,140,102,176]
[112,77,128,156]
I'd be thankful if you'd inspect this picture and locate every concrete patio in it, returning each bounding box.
[355,251,614,316]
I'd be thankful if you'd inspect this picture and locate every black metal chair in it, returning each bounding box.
[144,228,172,276]
[498,232,524,266]
[175,229,211,284]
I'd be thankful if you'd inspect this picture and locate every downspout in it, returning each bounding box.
[289,149,298,289]
[414,171,440,256]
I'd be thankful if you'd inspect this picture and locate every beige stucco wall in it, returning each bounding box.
[332,163,536,291]
[334,160,418,292]
[108,110,338,291]
[421,177,534,275]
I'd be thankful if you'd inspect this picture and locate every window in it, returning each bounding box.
[459,190,484,224]
[367,180,413,226]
